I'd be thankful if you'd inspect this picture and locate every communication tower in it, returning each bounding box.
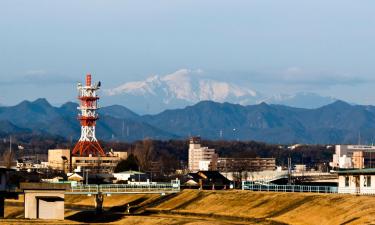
[72,74,105,156]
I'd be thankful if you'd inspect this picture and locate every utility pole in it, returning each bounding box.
[9,136,12,154]
[288,157,292,185]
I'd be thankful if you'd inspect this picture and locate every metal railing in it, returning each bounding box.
[68,180,180,194]
[242,181,338,194]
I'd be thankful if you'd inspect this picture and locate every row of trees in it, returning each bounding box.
[0,133,335,173]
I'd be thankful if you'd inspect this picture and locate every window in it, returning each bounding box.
[345,176,350,187]
[364,176,372,187]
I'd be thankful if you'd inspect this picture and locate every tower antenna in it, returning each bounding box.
[72,74,105,156]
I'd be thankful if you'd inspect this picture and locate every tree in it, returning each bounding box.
[114,154,139,173]
[134,139,155,171]
[1,150,13,169]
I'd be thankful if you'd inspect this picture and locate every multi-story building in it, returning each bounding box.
[216,157,276,172]
[48,149,128,173]
[188,137,218,172]
[330,145,375,169]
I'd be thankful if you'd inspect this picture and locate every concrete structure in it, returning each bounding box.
[331,145,375,169]
[217,157,276,172]
[188,137,218,172]
[48,149,127,174]
[21,183,69,220]
[337,169,375,195]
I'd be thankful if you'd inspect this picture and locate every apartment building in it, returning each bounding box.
[188,137,218,172]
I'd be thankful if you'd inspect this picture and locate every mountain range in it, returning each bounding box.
[102,69,336,114]
[0,98,375,144]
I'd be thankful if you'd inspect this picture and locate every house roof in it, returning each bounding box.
[337,168,375,175]
[188,171,230,182]
[68,173,83,181]
[114,170,145,175]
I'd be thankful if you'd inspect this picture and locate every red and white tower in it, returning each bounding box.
[72,74,105,156]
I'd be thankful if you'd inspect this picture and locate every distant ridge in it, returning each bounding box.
[0,98,374,144]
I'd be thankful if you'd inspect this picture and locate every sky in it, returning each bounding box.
[1,0,375,106]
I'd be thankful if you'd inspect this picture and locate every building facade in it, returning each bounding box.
[48,149,128,174]
[337,169,375,195]
[216,157,276,172]
[48,149,71,172]
[188,137,218,172]
[330,145,375,169]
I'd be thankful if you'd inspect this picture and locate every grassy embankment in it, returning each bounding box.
[3,190,375,224]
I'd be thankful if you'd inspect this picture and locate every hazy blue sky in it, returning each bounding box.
[1,0,375,105]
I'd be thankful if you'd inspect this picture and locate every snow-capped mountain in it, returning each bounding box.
[102,69,337,114]
[103,69,260,114]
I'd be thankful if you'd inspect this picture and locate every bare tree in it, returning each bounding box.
[134,139,154,171]
[1,150,14,169]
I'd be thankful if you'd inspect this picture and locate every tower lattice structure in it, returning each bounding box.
[72,74,105,156]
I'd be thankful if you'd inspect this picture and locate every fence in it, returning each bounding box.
[68,180,180,194]
[242,181,338,194]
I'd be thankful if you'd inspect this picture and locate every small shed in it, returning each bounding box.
[20,183,70,220]
[337,169,375,195]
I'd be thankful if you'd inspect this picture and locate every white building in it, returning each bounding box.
[330,145,375,169]
[188,137,218,172]
[337,169,375,195]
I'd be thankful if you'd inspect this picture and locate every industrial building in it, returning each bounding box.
[330,145,375,169]
[188,137,218,172]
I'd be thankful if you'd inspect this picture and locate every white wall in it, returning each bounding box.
[24,190,65,219]
[38,199,64,220]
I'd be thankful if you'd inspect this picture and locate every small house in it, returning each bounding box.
[337,169,375,195]
[113,170,149,182]
[187,171,231,190]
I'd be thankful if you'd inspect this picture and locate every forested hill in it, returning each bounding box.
[0,98,374,144]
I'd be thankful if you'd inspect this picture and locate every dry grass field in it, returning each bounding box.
[2,190,375,224]
[151,190,375,225]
